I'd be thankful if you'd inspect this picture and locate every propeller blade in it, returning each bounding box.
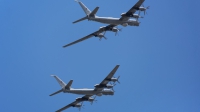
[137,11,140,21]
[103,31,106,35]
[91,96,97,105]
[109,82,114,85]
[117,80,120,84]
[103,31,107,39]
[112,87,115,92]
[94,96,96,100]
[79,102,84,111]
[112,84,116,92]
[117,76,120,84]
[99,37,102,41]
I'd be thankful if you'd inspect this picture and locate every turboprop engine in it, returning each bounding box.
[108,76,120,84]
[98,26,121,36]
[121,23,128,27]
[121,12,142,18]
[76,96,97,105]
[73,102,84,111]
[94,84,116,91]
[96,93,103,96]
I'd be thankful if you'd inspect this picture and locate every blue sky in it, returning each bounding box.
[0,0,200,112]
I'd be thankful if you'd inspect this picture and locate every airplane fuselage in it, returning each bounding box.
[88,16,140,27]
[63,88,114,96]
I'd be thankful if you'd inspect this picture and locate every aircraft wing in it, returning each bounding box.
[94,65,120,91]
[102,24,117,31]
[63,30,101,48]
[56,100,81,112]
[119,0,145,21]
[81,95,93,99]
[63,24,116,48]
[56,95,93,112]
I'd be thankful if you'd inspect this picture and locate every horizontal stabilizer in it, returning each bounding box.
[73,16,88,24]
[89,7,99,16]
[49,89,62,96]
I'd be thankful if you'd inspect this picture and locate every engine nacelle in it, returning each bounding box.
[88,97,95,102]
[121,12,138,18]
[132,14,140,18]
[99,26,106,31]
[76,97,83,101]
[121,23,128,27]
[106,84,114,88]
[139,7,146,11]
[111,78,117,82]
[98,33,104,38]
[112,27,118,32]
[96,93,102,96]
[74,103,81,107]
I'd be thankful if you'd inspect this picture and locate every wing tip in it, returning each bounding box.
[63,45,67,48]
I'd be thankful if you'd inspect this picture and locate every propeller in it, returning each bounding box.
[142,4,150,15]
[111,83,116,92]
[78,102,85,111]
[109,76,120,84]
[115,27,122,36]
[91,96,97,105]
[99,31,107,40]
[136,11,143,21]
[114,76,120,84]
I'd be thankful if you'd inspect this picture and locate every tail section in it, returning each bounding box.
[73,0,99,24]
[65,80,73,89]
[75,0,91,16]
[90,7,99,17]
[73,16,88,24]
[51,75,66,88]
[49,89,62,96]
[50,75,73,96]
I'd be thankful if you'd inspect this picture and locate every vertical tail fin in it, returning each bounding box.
[89,7,99,16]
[65,80,73,89]
[51,75,66,88]
[75,0,91,16]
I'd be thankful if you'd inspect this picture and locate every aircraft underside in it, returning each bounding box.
[65,89,114,96]
[90,17,139,26]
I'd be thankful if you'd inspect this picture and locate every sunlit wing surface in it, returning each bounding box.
[119,0,145,21]
[63,24,117,48]
[62,31,100,48]
[94,65,120,91]
[56,100,81,112]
